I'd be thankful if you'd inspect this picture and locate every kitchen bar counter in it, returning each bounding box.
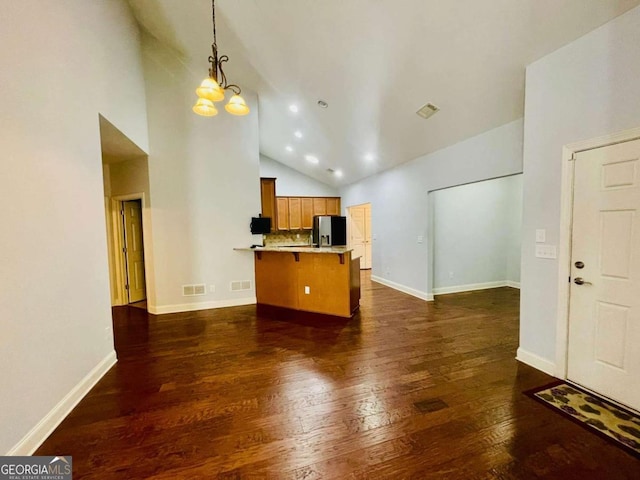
[237,247,360,317]
[234,246,351,254]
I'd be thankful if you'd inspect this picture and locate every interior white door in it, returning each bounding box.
[567,138,640,410]
[123,200,146,303]
[348,204,372,269]
[349,206,366,268]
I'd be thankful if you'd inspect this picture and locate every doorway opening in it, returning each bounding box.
[99,115,152,309]
[428,174,522,297]
[347,203,372,270]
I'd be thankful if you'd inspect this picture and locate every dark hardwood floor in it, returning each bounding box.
[36,273,640,478]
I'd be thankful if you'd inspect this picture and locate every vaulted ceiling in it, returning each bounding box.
[128,0,640,186]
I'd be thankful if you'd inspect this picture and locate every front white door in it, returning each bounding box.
[567,138,640,410]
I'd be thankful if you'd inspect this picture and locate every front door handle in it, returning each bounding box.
[574,277,592,286]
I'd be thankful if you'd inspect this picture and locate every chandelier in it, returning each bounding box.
[192,0,249,117]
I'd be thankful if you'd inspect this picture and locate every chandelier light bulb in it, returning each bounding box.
[192,98,219,116]
[196,77,225,102]
[225,94,250,116]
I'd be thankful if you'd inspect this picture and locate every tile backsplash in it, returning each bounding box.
[264,231,312,246]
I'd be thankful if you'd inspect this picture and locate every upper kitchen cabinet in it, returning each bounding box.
[260,178,277,232]
[276,197,289,230]
[326,197,340,215]
[313,197,326,216]
[288,197,302,230]
[301,198,314,230]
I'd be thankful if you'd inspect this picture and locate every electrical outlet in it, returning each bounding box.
[417,236,423,244]
[449,271,454,279]
[536,229,546,243]
[304,286,310,294]
[209,284,216,293]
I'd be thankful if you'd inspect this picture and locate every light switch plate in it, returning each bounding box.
[417,236,423,244]
[536,229,546,243]
[304,286,310,294]
[535,244,557,259]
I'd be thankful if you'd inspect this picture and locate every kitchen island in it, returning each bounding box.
[236,246,360,317]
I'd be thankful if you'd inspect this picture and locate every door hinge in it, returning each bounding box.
[120,209,125,216]
[122,247,127,253]
[125,284,129,290]
[568,276,571,283]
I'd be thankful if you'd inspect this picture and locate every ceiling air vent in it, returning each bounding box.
[326,168,335,174]
[416,103,440,120]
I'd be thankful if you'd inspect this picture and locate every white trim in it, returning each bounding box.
[149,297,257,315]
[516,347,556,376]
[7,351,117,456]
[433,280,509,295]
[506,281,521,289]
[555,126,640,379]
[371,275,433,301]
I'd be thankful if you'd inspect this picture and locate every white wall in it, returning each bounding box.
[520,5,640,368]
[340,119,523,299]
[506,174,523,285]
[432,175,521,293]
[0,1,149,455]
[260,155,339,197]
[142,34,260,314]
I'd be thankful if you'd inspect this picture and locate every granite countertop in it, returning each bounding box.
[234,246,352,254]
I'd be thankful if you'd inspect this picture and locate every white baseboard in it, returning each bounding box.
[506,281,521,289]
[516,347,556,376]
[149,297,256,315]
[7,351,117,456]
[371,275,433,301]
[432,280,509,295]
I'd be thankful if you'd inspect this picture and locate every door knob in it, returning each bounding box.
[574,277,592,286]
[575,261,585,269]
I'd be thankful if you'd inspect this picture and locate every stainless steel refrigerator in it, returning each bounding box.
[313,215,347,247]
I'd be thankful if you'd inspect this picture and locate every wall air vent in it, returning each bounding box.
[416,103,440,120]
[183,284,207,296]
[231,280,252,291]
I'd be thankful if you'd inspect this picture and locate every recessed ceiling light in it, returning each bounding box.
[305,155,319,164]
[289,104,299,113]
[317,100,328,108]
[294,130,303,139]
[334,170,343,177]
[364,153,375,161]
[285,145,293,152]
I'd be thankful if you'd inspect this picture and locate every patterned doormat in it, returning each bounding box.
[525,381,640,458]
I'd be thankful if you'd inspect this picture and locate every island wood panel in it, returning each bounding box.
[350,256,361,313]
[254,252,299,309]
[254,250,357,317]
[296,253,351,317]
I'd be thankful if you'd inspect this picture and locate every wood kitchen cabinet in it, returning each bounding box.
[313,197,326,216]
[326,197,340,215]
[276,197,289,230]
[288,197,302,230]
[276,196,342,231]
[260,178,276,232]
[301,198,314,230]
